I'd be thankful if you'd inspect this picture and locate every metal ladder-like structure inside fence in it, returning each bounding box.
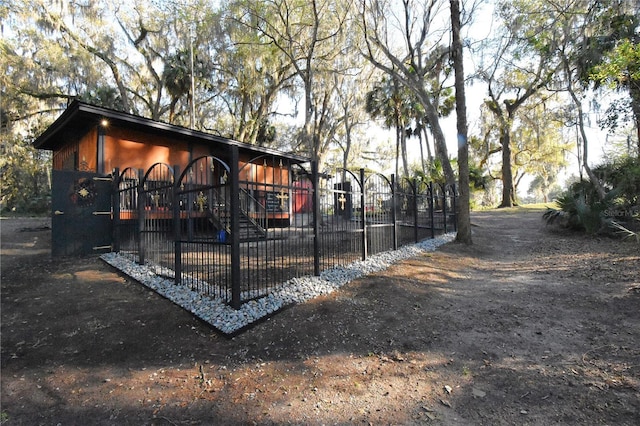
[204,187,268,242]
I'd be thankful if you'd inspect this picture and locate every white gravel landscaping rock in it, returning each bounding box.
[101,233,455,335]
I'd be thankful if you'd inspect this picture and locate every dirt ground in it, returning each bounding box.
[1,208,639,425]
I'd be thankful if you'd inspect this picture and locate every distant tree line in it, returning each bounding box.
[2,0,638,241]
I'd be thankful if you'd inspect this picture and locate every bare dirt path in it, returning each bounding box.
[1,209,639,425]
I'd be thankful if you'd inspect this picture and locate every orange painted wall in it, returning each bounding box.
[52,125,293,194]
[104,137,170,171]
[239,161,289,186]
[103,127,191,172]
[79,128,97,171]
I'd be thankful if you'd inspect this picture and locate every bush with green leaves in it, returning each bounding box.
[544,156,640,237]
[0,134,51,215]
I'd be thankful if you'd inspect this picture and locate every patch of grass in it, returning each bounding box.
[474,203,557,214]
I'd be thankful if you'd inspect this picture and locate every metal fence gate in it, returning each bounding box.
[139,163,175,276]
[174,155,233,302]
[317,168,364,270]
[113,167,139,259]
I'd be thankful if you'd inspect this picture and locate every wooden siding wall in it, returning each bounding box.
[50,124,296,187]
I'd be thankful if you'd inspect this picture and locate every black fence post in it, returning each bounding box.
[451,184,458,233]
[428,182,435,239]
[173,165,182,285]
[230,147,242,309]
[312,160,320,276]
[441,183,448,234]
[391,174,398,250]
[412,178,419,243]
[360,168,367,261]
[137,168,145,265]
[112,168,120,253]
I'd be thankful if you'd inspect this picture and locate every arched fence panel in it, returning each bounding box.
[415,180,437,241]
[235,156,316,303]
[317,168,364,270]
[174,156,233,302]
[364,172,396,256]
[445,184,458,233]
[431,183,457,235]
[139,163,175,276]
[114,167,140,260]
[396,178,419,246]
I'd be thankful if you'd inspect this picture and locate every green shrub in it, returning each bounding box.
[544,156,640,236]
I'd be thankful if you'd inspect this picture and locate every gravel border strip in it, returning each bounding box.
[101,233,455,336]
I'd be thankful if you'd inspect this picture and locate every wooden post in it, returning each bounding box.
[97,125,105,174]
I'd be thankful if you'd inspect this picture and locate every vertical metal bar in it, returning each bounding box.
[173,165,182,285]
[428,182,435,239]
[412,179,419,243]
[360,168,367,261]
[230,147,241,309]
[312,161,320,276]
[391,174,398,250]
[137,168,145,265]
[112,168,120,253]
[451,183,458,232]
[442,183,448,234]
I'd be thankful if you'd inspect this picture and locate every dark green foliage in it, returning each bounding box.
[469,164,489,191]
[592,156,640,207]
[544,156,640,235]
[0,135,51,215]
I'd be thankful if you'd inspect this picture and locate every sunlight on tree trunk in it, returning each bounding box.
[450,0,472,244]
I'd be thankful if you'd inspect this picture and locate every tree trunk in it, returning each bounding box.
[401,127,409,178]
[421,95,455,185]
[499,129,515,207]
[417,128,426,176]
[568,86,607,199]
[395,125,401,179]
[450,0,472,244]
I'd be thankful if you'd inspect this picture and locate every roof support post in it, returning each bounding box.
[97,124,106,174]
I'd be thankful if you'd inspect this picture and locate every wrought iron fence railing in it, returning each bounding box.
[113,149,457,309]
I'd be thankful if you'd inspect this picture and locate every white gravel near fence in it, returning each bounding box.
[101,233,455,335]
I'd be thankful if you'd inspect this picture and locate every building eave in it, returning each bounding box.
[33,100,309,164]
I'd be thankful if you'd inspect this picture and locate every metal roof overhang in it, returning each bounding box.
[33,100,309,164]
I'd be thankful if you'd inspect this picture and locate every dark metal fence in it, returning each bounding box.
[174,155,232,301]
[113,167,140,259]
[139,163,175,277]
[317,168,364,270]
[113,150,457,309]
